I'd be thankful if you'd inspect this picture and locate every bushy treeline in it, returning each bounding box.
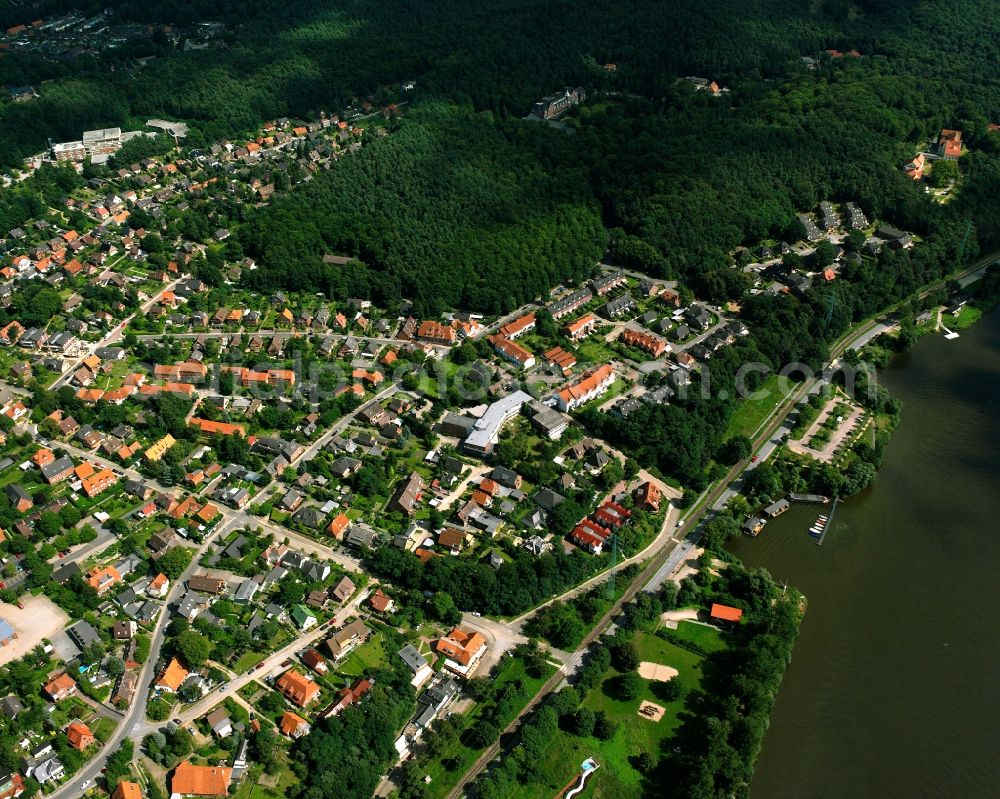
[370,539,607,618]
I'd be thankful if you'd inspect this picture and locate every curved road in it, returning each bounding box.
[442,254,997,799]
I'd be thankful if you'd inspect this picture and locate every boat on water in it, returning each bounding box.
[809,526,823,535]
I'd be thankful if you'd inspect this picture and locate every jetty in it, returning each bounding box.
[817,497,839,546]
[941,326,960,340]
[789,493,830,504]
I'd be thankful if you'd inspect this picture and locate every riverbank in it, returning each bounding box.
[732,306,1000,798]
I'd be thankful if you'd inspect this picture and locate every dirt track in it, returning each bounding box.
[0,594,70,665]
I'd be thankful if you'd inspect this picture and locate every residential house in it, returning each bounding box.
[326,677,373,718]
[498,312,536,339]
[170,761,232,799]
[599,292,636,319]
[562,312,597,341]
[634,481,662,512]
[397,645,434,688]
[66,721,95,750]
[276,669,320,707]
[416,321,456,346]
[188,575,226,595]
[86,566,122,596]
[369,589,394,614]
[556,364,615,412]
[330,577,355,603]
[389,472,423,516]
[290,605,317,631]
[324,619,370,661]
[301,649,328,676]
[436,627,488,677]
[43,673,77,702]
[279,711,310,739]
[155,658,189,693]
[206,707,233,738]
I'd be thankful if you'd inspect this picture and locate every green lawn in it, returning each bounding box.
[724,374,794,441]
[950,304,984,330]
[671,621,727,653]
[575,337,618,366]
[517,632,714,799]
[338,634,388,677]
[233,650,265,673]
[233,759,299,799]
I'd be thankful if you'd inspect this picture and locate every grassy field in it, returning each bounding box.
[724,373,794,441]
[517,631,716,799]
[575,336,619,366]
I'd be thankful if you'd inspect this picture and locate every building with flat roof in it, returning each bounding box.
[52,127,123,161]
[147,119,189,138]
[464,390,532,454]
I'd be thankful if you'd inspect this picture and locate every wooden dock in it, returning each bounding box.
[789,493,830,504]
[817,497,839,546]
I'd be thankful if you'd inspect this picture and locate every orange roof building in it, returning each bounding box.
[436,627,488,676]
[327,513,350,540]
[156,657,190,692]
[111,782,143,799]
[498,312,536,339]
[276,669,320,707]
[190,418,246,436]
[488,334,535,369]
[417,320,456,345]
[939,128,962,159]
[620,328,667,357]
[86,565,122,595]
[196,503,219,524]
[81,467,118,498]
[634,480,661,512]
[32,448,55,467]
[562,312,597,341]
[44,673,77,701]
[556,364,615,412]
[904,152,925,180]
[710,603,744,623]
[170,761,232,798]
[280,710,309,738]
[66,720,95,750]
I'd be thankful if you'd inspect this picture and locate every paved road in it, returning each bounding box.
[441,258,999,797]
[47,514,238,799]
[51,279,179,390]
[174,586,375,726]
[38,255,1000,794]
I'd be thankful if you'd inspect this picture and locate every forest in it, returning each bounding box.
[3,0,1000,487]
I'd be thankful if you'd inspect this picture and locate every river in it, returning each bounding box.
[730,308,1000,799]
